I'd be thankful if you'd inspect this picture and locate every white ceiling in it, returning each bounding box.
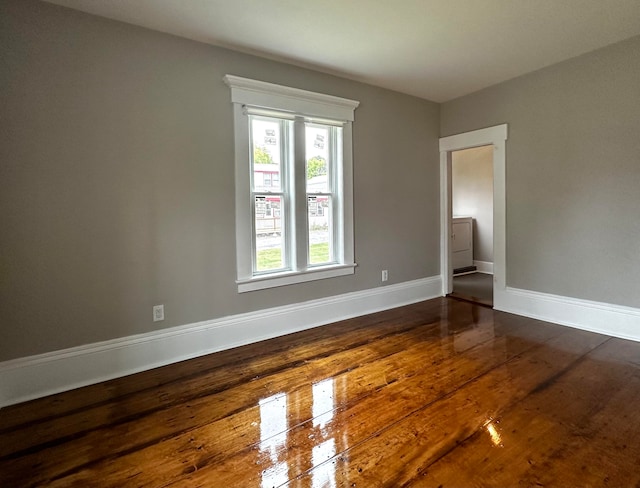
[44,0,640,102]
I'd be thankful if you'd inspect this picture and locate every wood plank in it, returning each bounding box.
[0,300,442,433]
[0,310,451,485]
[407,337,640,487]
[3,298,637,488]
[147,310,567,487]
[283,329,608,488]
[0,301,442,457]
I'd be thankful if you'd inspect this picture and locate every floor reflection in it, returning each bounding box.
[312,438,336,488]
[312,378,335,429]
[260,461,288,488]
[484,418,503,448]
[312,378,337,488]
[259,393,288,488]
[258,379,339,488]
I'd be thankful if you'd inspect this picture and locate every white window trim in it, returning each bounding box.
[224,75,359,293]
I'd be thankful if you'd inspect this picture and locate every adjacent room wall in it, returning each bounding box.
[441,35,640,308]
[0,0,441,361]
[451,146,493,265]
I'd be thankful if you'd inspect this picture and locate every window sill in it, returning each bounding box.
[237,263,356,293]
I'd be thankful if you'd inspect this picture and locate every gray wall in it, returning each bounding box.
[0,0,440,361]
[452,146,493,264]
[442,35,640,308]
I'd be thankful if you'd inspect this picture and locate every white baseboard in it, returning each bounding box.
[0,276,442,408]
[473,260,494,274]
[499,287,640,343]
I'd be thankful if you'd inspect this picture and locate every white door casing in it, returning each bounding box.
[439,124,508,309]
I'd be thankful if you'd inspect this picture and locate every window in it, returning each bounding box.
[224,75,359,292]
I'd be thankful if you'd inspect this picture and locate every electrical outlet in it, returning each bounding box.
[381,270,388,282]
[153,304,164,322]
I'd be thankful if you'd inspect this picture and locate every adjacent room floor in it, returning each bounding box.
[452,272,493,307]
[2,297,639,487]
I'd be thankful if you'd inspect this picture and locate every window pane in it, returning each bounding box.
[306,125,329,193]
[252,118,282,192]
[255,195,285,272]
[308,196,332,265]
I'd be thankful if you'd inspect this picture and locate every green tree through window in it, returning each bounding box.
[306,156,327,179]
[254,146,274,164]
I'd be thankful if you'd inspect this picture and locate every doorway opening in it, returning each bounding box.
[439,124,508,310]
[450,145,494,306]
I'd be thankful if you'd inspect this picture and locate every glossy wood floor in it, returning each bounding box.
[2,297,640,487]
[451,272,493,307]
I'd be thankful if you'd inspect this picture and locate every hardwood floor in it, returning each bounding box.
[451,272,493,307]
[2,297,640,487]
